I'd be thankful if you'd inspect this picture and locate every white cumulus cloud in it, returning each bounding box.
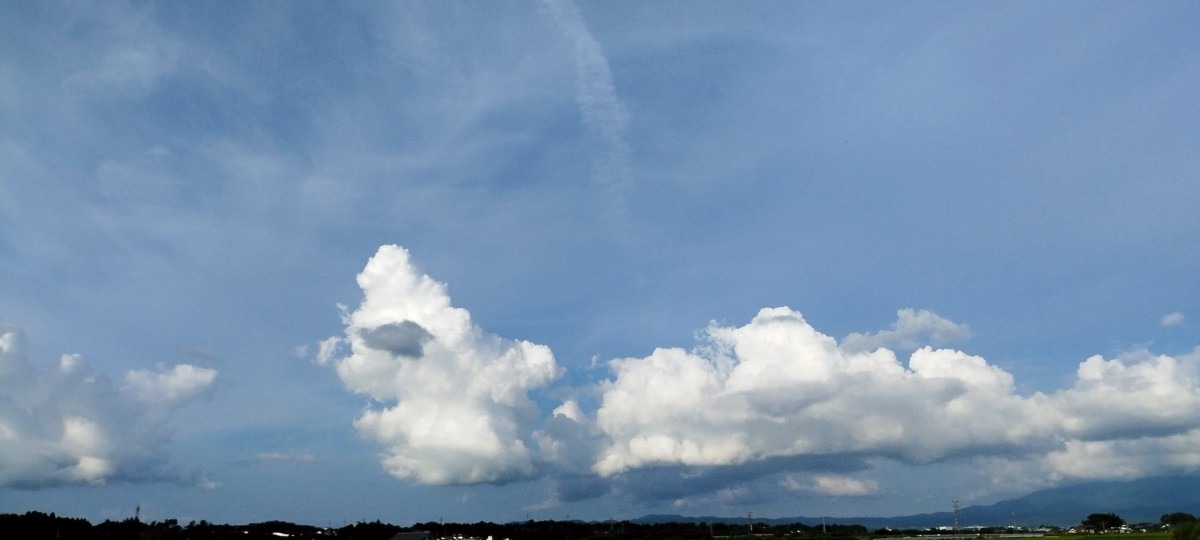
[1049,348,1200,441]
[320,245,561,485]
[1162,311,1185,327]
[320,248,1200,502]
[591,307,1033,476]
[0,326,216,488]
[841,308,971,353]
[587,308,1200,494]
[123,363,219,412]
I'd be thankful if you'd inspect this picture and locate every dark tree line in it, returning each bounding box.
[22,509,1200,540]
[0,513,330,540]
[0,512,868,540]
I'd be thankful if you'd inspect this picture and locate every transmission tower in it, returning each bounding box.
[952,499,960,538]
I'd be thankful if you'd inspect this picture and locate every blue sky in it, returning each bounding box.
[2,0,1199,527]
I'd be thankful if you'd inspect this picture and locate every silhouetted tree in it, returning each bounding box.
[95,517,147,539]
[1164,514,1199,527]
[1081,513,1125,532]
[1174,521,1200,540]
[337,520,403,540]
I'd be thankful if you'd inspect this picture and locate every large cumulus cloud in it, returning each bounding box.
[0,326,216,488]
[323,245,1200,504]
[586,307,1200,494]
[319,245,561,485]
[591,307,1037,476]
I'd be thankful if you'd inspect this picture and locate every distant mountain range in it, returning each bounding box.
[634,475,1200,529]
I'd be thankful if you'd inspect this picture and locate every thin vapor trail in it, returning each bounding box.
[539,0,633,215]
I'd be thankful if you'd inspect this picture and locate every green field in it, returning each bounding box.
[1041,533,1171,540]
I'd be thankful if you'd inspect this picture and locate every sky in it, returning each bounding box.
[1,0,1199,528]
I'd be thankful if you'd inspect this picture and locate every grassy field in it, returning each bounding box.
[1041,533,1170,540]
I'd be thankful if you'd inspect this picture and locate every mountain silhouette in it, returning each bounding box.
[634,475,1200,529]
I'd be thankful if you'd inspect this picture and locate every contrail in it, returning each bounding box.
[539,0,632,201]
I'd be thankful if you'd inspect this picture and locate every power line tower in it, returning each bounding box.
[952,499,960,539]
